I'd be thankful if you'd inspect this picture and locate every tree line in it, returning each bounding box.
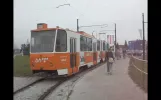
[115,40,128,50]
[20,43,30,55]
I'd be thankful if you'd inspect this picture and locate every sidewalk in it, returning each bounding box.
[69,58,147,100]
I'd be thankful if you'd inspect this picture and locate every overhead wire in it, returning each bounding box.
[65,0,106,34]
[64,0,93,23]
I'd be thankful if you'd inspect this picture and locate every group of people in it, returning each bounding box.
[116,49,127,59]
[105,48,126,75]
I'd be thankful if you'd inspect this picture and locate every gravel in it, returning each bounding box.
[14,79,58,100]
[45,76,80,100]
[14,76,43,92]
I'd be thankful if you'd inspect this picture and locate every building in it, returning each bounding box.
[128,40,147,55]
[128,40,146,50]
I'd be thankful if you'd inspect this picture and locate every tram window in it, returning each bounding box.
[80,35,87,51]
[87,38,92,51]
[93,42,97,52]
[86,38,89,51]
[97,40,100,51]
[84,37,87,51]
[80,36,84,51]
[31,30,56,53]
[105,43,107,51]
[90,39,92,51]
[100,41,102,51]
[56,29,67,52]
[106,43,109,50]
[103,42,105,50]
[70,39,73,52]
[31,38,34,47]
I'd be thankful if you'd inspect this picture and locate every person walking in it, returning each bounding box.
[122,48,126,59]
[116,49,121,60]
[106,48,115,74]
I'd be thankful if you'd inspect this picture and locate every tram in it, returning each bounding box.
[30,23,109,76]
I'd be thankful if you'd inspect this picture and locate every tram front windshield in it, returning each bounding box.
[31,30,56,53]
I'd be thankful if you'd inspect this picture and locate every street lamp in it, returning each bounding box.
[77,21,108,38]
[99,33,106,40]
[92,31,95,34]
[99,23,116,46]
[92,31,97,38]
[97,23,117,56]
[77,23,108,32]
[79,24,108,28]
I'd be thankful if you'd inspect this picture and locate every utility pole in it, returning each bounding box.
[142,13,145,60]
[114,23,117,56]
[77,19,79,32]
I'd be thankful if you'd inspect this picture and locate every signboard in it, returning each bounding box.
[107,35,115,45]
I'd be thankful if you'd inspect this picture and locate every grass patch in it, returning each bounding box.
[14,55,32,77]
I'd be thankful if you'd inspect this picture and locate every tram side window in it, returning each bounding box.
[106,43,109,50]
[31,38,34,46]
[87,38,92,51]
[100,41,102,51]
[105,43,107,51]
[97,40,100,51]
[103,42,105,51]
[93,42,97,52]
[56,30,67,52]
[80,35,87,51]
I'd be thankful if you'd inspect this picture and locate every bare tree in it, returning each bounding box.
[124,40,128,50]
[116,43,119,49]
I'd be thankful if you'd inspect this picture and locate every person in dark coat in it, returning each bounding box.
[122,48,126,58]
[106,48,115,74]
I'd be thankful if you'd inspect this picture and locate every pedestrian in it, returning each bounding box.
[122,48,126,59]
[106,48,115,74]
[116,49,120,60]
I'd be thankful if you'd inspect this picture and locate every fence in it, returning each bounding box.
[129,55,148,93]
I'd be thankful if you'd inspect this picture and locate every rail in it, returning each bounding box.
[129,55,148,92]
[131,62,147,75]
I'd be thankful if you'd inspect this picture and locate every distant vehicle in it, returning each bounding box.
[30,23,109,77]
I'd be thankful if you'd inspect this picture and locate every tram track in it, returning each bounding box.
[43,62,106,100]
[14,62,106,100]
[38,79,67,100]
[14,77,46,95]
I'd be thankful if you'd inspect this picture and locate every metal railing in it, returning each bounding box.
[129,55,148,92]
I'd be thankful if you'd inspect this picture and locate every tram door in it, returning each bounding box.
[93,42,97,64]
[70,38,77,73]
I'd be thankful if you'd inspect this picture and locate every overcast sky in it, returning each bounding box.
[14,0,147,48]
